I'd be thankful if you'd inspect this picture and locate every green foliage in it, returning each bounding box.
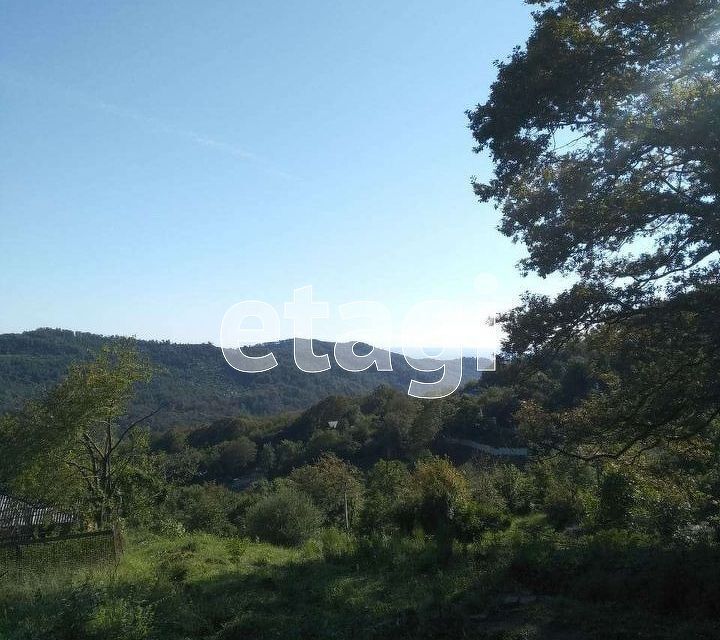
[274,438,306,474]
[453,500,510,542]
[0,345,159,527]
[410,456,471,536]
[489,464,537,516]
[360,459,412,534]
[165,484,241,536]
[0,329,482,425]
[4,529,720,639]
[86,597,155,640]
[289,454,364,529]
[245,486,322,546]
[470,0,719,324]
[593,469,635,530]
[257,443,276,474]
[468,0,720,467]
[186,416,260,448]
[211,437,258,479]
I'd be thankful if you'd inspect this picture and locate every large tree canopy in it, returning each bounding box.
[469,0,720,462]
[470,0,719,352]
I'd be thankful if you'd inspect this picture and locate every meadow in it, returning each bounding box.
[2,525,719,640]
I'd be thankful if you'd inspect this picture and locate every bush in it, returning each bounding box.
[455,500,509,542]
[490,464,537,515]
[543,485,585,530]
[245,486,322,546]
[316,527,356,560]
[166,484,241,536]
[411,456,470,535]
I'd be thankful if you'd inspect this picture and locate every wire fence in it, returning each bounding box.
[0,528,121,579]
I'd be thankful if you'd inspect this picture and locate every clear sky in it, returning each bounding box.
[0,1,563,351]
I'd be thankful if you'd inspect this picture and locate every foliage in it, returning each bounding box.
[0,329,482,425]
[210,437,258,479]
[289,454,365,529]
[469,0,720,464]
[410,456,471,536]
[245,486,322,546]
[3,530,720,639]
[360,459,412,534]
[164,483,241,536]
[0,345,159,527]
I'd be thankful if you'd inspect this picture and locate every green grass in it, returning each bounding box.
[0,531,718,639]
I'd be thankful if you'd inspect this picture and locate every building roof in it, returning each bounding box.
[0,493,77,531]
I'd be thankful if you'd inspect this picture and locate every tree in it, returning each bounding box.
[212,437,257,479]
[0,345,159,528]
[275,439,306,473]
[468,0,720,461]
[289,454,364,529]
[371,388,420,458]
[257,443,276,474]
[167,483,241,536]
[361,459,412,533]
[186,417,249,448]
[407,403,444,457]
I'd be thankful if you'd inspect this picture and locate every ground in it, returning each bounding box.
[1,532,717,639]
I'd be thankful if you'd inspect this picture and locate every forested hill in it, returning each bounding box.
[0,329,486,428]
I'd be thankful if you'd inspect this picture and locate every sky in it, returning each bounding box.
[0,1,565,353]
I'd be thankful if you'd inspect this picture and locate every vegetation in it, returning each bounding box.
[2,343,719,637]
[468,0,720,464]
[0,329,484,426]
[0,347,158,528]
[2,524,719,638]
[1,1,719,637]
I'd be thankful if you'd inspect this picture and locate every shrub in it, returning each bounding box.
[317,527,356,560]
[166,483,241,536]
[454,500,509,542]
[490,464,537,515]
[245,486,322,546]
[543,485,585,530]
[411,456,470,535]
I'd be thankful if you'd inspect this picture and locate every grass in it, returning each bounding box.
[0,530,718,639]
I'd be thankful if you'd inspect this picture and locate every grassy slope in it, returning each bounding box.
[1,532,717,640]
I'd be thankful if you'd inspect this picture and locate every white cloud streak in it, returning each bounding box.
[0,66,301,182]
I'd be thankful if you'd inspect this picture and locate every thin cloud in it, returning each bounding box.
[0,66,301,182]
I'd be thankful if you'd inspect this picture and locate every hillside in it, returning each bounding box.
[0,329,486,428]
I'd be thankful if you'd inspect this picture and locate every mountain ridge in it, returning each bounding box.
[0,328,486,428]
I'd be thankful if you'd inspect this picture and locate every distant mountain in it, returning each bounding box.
[0,329,487,428]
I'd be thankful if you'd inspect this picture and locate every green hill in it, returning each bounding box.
[0,328,486,428]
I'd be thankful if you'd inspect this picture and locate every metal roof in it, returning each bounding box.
[0,493,77,531]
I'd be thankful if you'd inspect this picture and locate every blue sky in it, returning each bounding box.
[0,1,563,350]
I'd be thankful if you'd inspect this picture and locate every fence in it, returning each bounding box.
[0,528,121,579]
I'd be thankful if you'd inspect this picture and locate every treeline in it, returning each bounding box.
[0,328,483,426]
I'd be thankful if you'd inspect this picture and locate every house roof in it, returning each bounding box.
[0,493,77,531]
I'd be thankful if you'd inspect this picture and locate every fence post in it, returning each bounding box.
[112,523,123,563]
